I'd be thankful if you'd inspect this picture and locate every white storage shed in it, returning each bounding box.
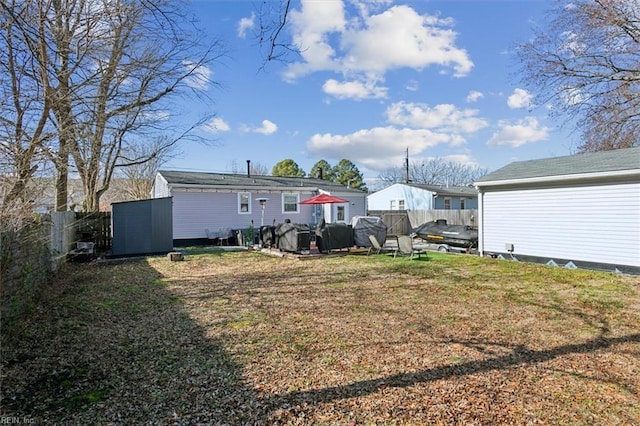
[475,147,640,274]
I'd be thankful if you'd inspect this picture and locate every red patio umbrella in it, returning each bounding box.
[299,193,348,223]
[299,193,348,205]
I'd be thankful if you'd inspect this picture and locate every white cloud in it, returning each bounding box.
[559,30,585,56]
[306,126,465,171]
[203,117,230,133]
[351,0,393,18]
[341,6,472,76]
[561,86,584,106]
[284,2,473,82]
[507,88,533,109]
[252,119,278,135]
[237,12,255,38]
[142,110,170,122]
[283,0,346,80]
[183,61,212,90]
[385,102,488,135]
[487,117,549,147]
[441,153,480,167]
[405,80,419,92]
[322,78,388,100]
[466,90,484,103]
[410,153,480,168]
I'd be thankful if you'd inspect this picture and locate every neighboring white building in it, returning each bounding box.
[475,147,640,274]
[367,183,478,211]
[152,170,367,245]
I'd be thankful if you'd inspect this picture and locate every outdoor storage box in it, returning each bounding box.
[315,222,354,253]
[275,223,311,253]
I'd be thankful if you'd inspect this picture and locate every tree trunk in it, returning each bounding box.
[54,148,68,212]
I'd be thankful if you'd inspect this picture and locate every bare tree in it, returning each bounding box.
[378,158,487,187]
[255,0,298,63]
[110,137,177,202]
[229,160,269,176]
[0,0,54,217]
[517,0,640,151]
[1,0,224,212]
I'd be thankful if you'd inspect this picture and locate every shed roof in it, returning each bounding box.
[158,170,365,193]
[476,147,640,186]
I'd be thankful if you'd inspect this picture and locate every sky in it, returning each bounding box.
[165,0,577,186]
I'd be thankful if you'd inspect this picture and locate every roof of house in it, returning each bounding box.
[157,170,366,193]
[476,147,640,186]
[407,183,478,197]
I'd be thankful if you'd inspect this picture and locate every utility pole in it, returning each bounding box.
[404,148,410,183]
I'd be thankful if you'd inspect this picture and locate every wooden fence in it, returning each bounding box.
[50,211,112,255]
[75,212,112,252]
[368,210,477,236]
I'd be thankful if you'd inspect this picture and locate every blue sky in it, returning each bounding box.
[166,0,576,184]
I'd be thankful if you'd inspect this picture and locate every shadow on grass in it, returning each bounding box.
[264,333,640,408]
[0,259,257,424]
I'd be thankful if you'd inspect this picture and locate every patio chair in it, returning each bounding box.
[394,235,426,260]
[205,228,231,246]
[367,235,394,256]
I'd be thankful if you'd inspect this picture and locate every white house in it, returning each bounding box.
[475,147,640,274]
[367,183,478,211]
[152,170,367,245]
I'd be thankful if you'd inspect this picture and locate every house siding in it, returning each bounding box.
[433,196,477,210]
[480,181,640,268]
[152,171,369,241]
[368,184,436,210]
[171,189,323,239]
[368,183,478,211]
[152,174,170,198]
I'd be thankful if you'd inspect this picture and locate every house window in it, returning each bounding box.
[444,197,451,210]
[398,200,405,210]
[390,200,396,210]
[238,192,251,214]
[282,193,299,213]
[460,198,466,210]
[337,205,345,221]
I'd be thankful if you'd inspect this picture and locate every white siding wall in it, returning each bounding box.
[323,192,367,223]
[152,174,170,198]
[481,182,640,267]
[368,184,435,210]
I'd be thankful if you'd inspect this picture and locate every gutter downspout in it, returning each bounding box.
[476,186,484,257]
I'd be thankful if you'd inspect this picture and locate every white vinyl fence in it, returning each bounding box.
[50,211,76,261]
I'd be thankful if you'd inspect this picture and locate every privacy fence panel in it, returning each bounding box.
[367,211,411,236]
[74,212,112,252]
[368,209,478,235]
[407,210,477,227]
[50,211,75,259]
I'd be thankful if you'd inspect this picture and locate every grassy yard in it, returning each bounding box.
[1,250,639,424]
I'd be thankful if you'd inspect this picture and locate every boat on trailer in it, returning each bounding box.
[412,219,478,250]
